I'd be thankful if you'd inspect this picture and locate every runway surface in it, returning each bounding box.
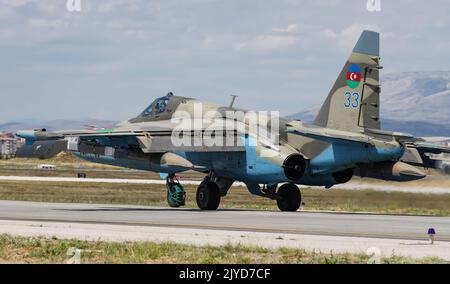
[0,200,450,260]
[1,175,450,194]
[0,200,449,240]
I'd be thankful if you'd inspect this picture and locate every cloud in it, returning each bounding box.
[97,0,134,14]
[86,63,124,75]
[0,0,60,15]
[236,35,298,52]
[0,0,34,7]
[320,29,338,39]
[0,29,15,40]
[272,24,299,33]
[201,33,242,51]
[1,0,450,121]
[97,3,115,13]
[28,18,69,29]
[0,5,15,19]
[320,23,381,50]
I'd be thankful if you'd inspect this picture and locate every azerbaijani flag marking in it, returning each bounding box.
[346,64,362,89]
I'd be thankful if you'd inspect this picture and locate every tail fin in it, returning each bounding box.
[314,30,381,132]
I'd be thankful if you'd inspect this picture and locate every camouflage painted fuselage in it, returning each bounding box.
[18,30,435,195]
[63,94,407,188]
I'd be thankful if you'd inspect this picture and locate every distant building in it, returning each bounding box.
[0,132,25,158]
[37,164,56,170]
[422,137,450,147]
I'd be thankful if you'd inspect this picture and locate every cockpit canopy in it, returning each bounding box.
[139,93,172,117]
[129,92,192,123]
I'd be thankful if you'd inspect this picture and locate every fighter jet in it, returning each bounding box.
[16,30,450,211]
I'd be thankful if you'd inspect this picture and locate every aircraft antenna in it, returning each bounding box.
[229,95,238,108]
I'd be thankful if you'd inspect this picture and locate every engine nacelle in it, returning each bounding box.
[283,153,306,181]
[332,168,354,184]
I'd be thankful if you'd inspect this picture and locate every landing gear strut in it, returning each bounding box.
[166,174,186,207]
[196,172,221,210]
[195,173,234,210]
[276,183,302,212]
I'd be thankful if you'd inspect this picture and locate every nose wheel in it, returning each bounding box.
[196,181,221,210]
[166,174,186,207]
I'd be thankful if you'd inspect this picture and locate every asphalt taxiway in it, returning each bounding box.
[0,200,449,260]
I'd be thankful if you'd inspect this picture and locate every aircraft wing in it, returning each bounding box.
[16,128,167,140]
[16,128,148,159]
[16,122,245,159]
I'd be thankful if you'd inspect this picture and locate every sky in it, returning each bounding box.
[0,0,449,122]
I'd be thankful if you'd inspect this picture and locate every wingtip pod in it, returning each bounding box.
[16,130,36,140]
[358,161,426,182]
[353,30,379,56]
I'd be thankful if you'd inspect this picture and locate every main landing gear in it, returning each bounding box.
[196,181,221,210]
[275,184,302,212]
[261,183,302,212]
[196,172,234,210]
[165,172,232,210]
[165,172,302,212]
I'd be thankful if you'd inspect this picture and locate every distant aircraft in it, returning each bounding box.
[17,30,450,211]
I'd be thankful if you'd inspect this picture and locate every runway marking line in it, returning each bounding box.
[0,216,442,242]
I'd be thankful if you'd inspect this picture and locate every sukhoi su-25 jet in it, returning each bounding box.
[17,31,450,211]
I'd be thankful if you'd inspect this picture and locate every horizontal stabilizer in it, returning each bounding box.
[365,128,415,141]
[287,122,372,146]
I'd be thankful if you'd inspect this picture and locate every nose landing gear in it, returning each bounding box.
[166,174,186,207]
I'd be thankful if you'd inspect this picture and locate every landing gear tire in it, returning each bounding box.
[276,183,301,212]
[166,175,186,208]
[196,182,221,210]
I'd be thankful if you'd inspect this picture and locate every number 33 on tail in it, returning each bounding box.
[344,92,360,109]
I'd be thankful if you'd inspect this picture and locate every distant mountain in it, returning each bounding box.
[0,119,118,133]
[380,119,450,137]
[289,71,450,137]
